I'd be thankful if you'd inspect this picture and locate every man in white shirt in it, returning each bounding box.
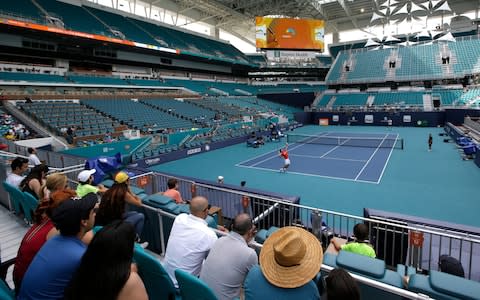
[6,157,28,187]
[163,196,218,287]
[27,147,41,166]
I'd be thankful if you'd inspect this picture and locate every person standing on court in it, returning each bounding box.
[428,134,433,151]
[279,143,290,173]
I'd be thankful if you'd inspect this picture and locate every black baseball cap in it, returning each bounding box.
[51,193,98,236]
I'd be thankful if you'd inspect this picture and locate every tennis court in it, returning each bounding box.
[151,125,480,228]
[236,132,402,183]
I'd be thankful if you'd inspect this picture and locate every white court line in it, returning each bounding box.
[354,133,389,181]
[235,132,331,167]
[236,164,378,184]
[248,132,331,168]
[319,138,351,158]
[376,133,399,184]
[289,153,367,162]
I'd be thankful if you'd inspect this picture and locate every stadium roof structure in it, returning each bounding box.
[136,0,476,42]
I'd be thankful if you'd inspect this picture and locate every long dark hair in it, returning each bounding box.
[20,164,49,190]
[95,182,128,226]
[326,268,361,300]
[64,220,136,300]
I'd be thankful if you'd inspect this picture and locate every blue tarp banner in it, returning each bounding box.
[85,152,122,184]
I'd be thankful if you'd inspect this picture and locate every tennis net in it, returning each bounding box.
[286,134,404,149]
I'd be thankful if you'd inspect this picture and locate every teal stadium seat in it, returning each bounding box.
[22,192,39,224]
[175,269,218,300]
[322,251,403,300]
[2,182,23,216]
[133,248,181,300]
[408,270,480,300]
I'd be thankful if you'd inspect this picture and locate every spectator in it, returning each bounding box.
[244,226,322,300]
[162,178,185,204]
[217,176,224,184]
[20,164,49,199]
[13,174,71,292]
[17,193,98,300]
[6,157,28,187]
[95,172,144,237]
[438,254,465,277]
[200,213,258,300]
[164,196,218,287]
[27,148,41,166]
[332,223,376,258]
[76,169,107,198]
[64,221,148,300]
[325,268,361,300]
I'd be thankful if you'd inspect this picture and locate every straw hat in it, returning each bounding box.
[259,226,323,289]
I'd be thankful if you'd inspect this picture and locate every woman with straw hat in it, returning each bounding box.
[244,226,322,299]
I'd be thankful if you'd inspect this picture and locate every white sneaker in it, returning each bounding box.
[138,241,149,249]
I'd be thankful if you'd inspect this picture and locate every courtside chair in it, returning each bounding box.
[2,182,23,216]
[175,269,218,300]
[0,257,15,300]
[133,247,180,300]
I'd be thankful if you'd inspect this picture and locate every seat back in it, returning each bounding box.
[408,271,480,300]
[0,280,14,300]
[175,269,218,300]
[22,191,39,223]
[2,181,23,215]
[133,248,178,300]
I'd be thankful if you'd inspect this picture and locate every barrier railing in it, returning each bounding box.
[140,201,433,299]
[2,142,479,281]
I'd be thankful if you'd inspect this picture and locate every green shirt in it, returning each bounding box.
[76,184,99,198]
[341,242,376,258]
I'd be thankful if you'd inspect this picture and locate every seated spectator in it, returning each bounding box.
[20,164,49,199]
[244,226,322,300]
[164,196,218,287]
[438,254,464,277]
[95,172,144,237]
[162,178,185,204]
[200,213,258,300]
[17,193,98,300]
[76,169,107,198]
[332,223,376,258]
[64,220,148,300]
[27,148,41,166]
[403,254,465,287]
[13,174,71,291]
[324,268,360,300]
[6,157,28,188]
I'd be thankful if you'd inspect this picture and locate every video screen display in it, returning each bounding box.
[255,17,325,51]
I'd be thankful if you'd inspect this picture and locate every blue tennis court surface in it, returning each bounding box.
[236,132,400,184]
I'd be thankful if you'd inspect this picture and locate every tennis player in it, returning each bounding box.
[279,143,290,173]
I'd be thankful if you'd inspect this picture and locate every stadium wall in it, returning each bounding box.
[258,92,315,108]
[310,111,445,127]
[444,109,480,126]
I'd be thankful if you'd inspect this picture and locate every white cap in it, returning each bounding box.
[78,169,96,182]
[218,176,224,181]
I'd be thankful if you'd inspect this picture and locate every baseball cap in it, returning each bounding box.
[78,169,96,182]
[218,176,224,181]
[114,171,130,184]
[51,193,98,236]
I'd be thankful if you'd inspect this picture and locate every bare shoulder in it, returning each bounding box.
[117,272,148,300]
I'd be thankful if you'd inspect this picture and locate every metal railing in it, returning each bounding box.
[129,169,480,282]
[2,140,479,282]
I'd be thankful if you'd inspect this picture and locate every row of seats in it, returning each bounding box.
[327,39,480,84]
[0,0,251,65]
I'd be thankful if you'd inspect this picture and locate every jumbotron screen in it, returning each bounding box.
[255,17,325,51]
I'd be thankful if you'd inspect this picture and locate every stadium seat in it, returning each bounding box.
[2,182,23,216]
[408,270,480,300]
[133,248,181,300]
[175,269,218,300]
[22,191,39,224]
[322,251,404,300]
